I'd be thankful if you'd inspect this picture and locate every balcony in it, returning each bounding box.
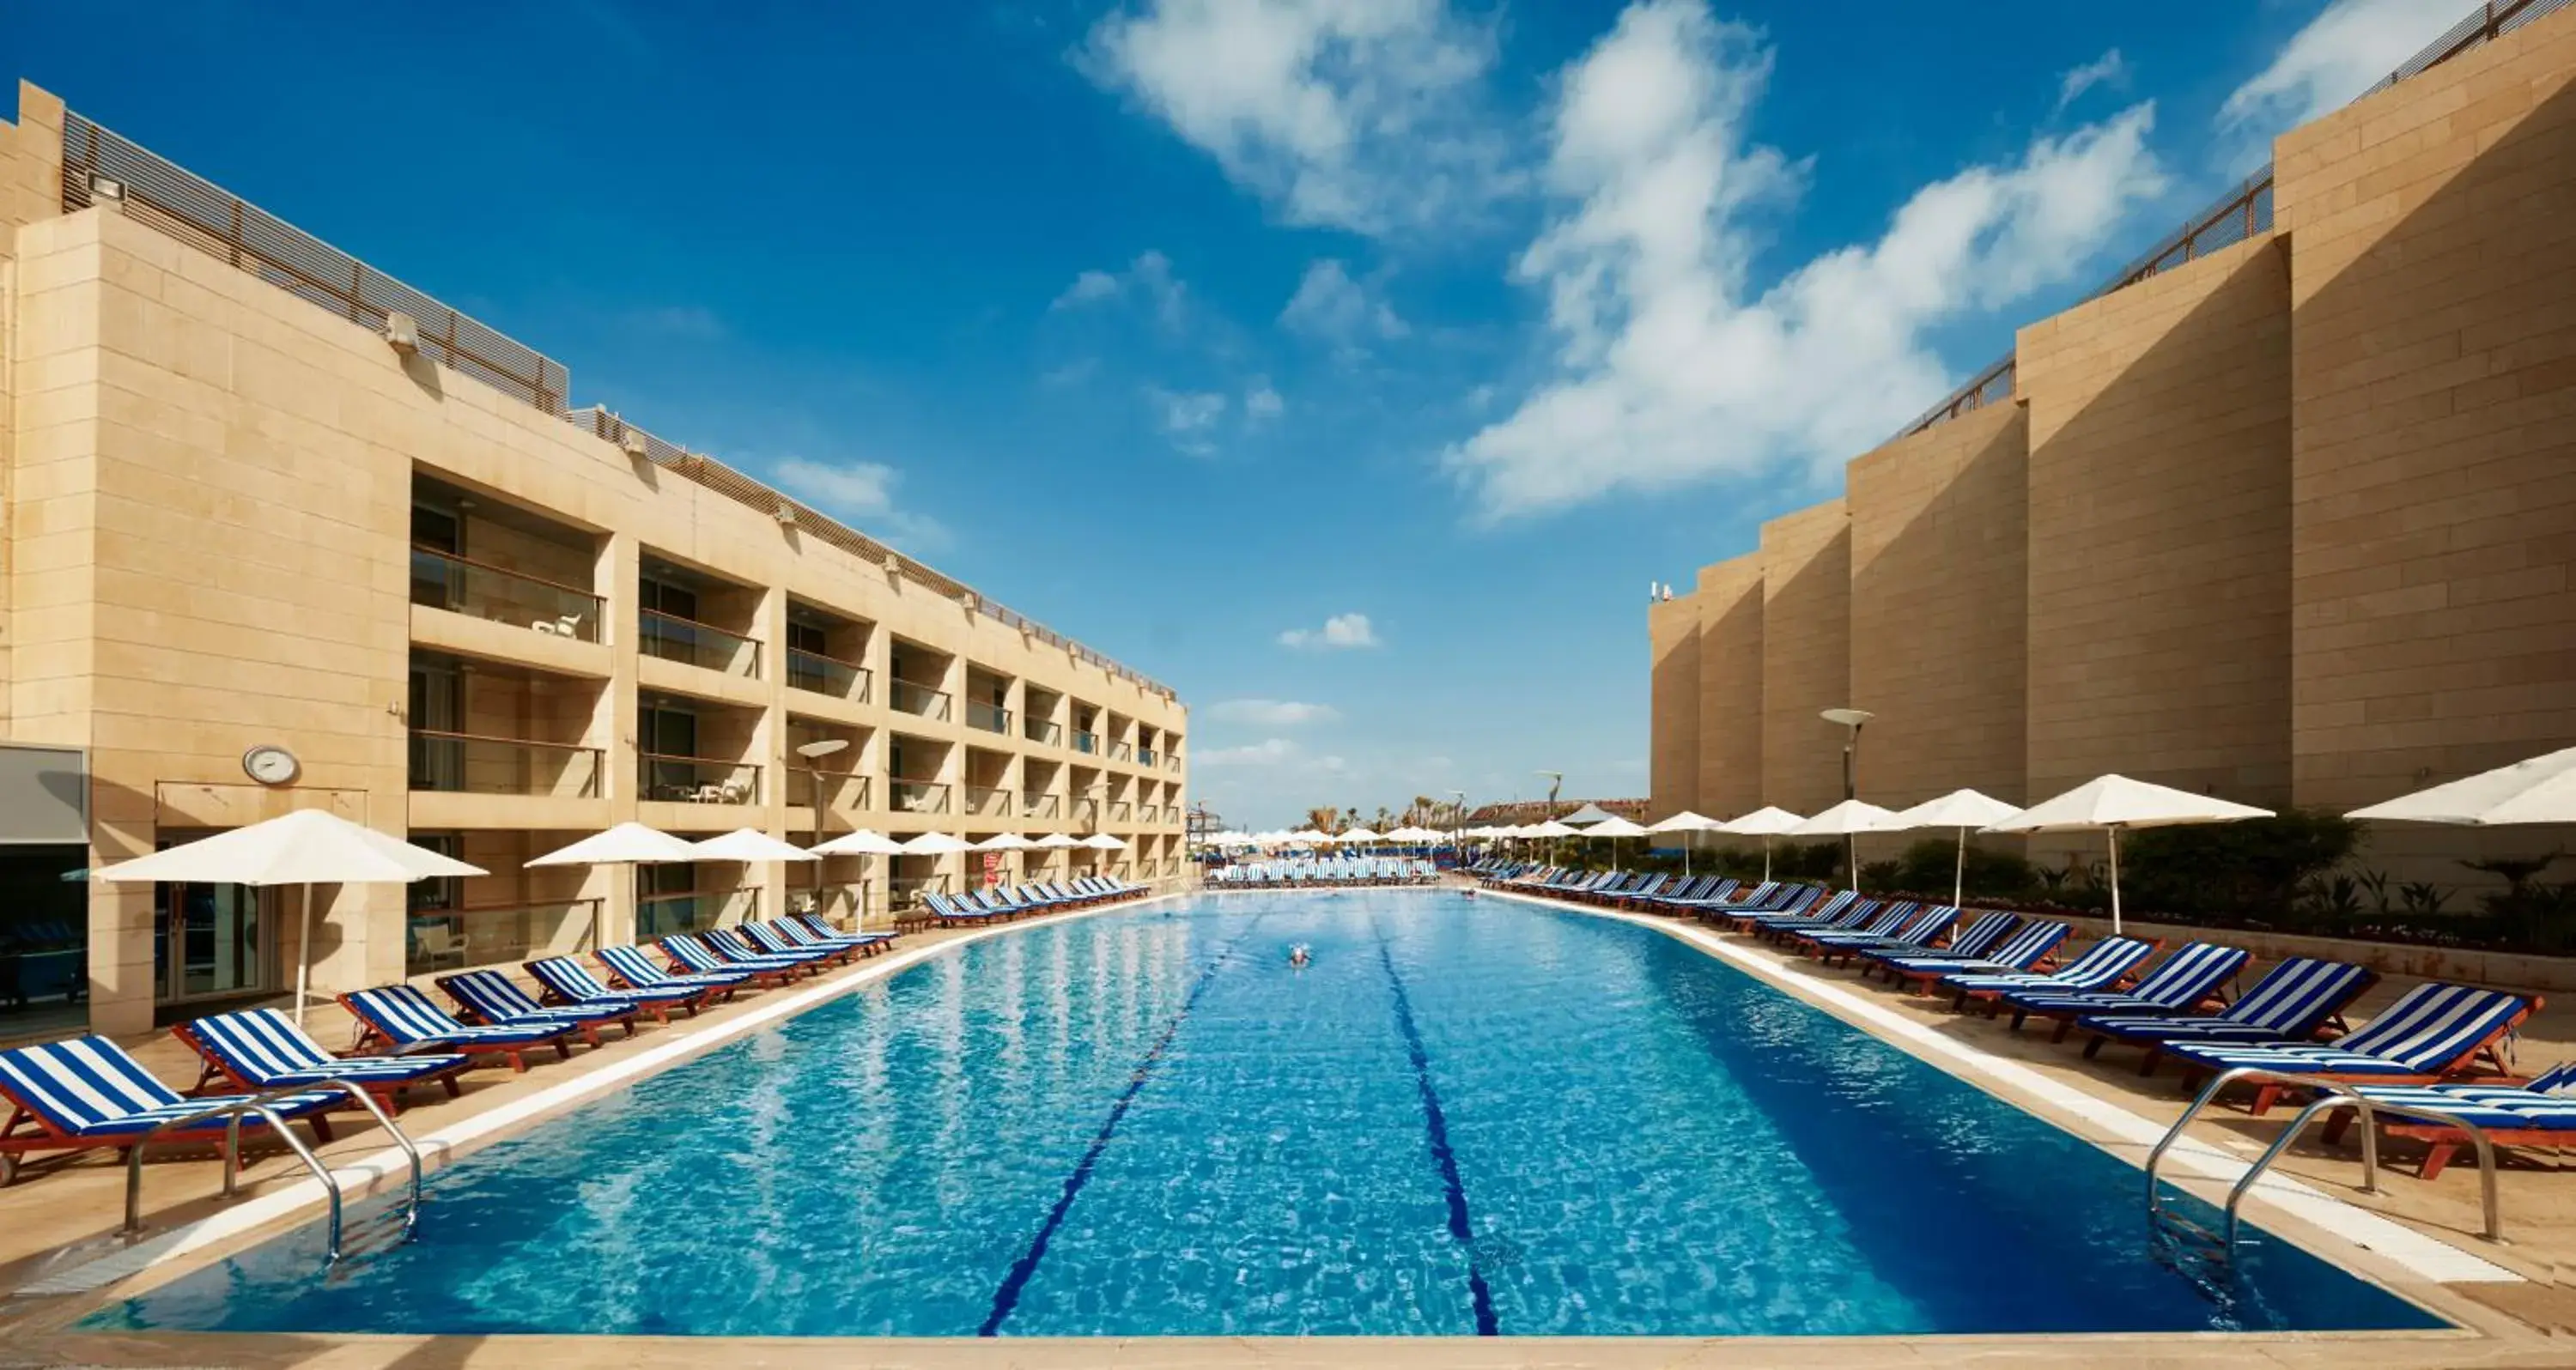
[1025,718,1062,747]
[792,768,872,812]
[1022,793,1060,819]
[1137,747,1158,767]
[641,609,762,678]
[1110,742,1135,762]
[1108,800,1133,821]
[891,779,951,815]
[966,701,1012,735]
[1168,754,1182,773]
[963,785,1013,818]
[641,754,760,804]
[787,649,872,704]
[406,898,603,976]
[890,681,952,722]
[636,888,755,938]
[1071,797,1099,824]
[410,548,603,641]
[1073,730,1100,755]
[409,730,602,797]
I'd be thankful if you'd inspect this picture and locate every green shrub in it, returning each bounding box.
[2117,808,2364,918]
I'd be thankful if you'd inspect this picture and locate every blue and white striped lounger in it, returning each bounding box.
[2320,1061,2576,1178]
[0,1036,343,1182]
[740,920,860,964]
[174,1008,470,1103]
[2161,983,2537,1112]
[780,915,896,954]
[526,955,709,1023]
[661,932,808,985]
[341,985,577,1070]
[1996,942,2251,1037]
[2075,957,2378,1071]
[1941,937,2160,1009]
[708,926,835,967]
[1807,906,1960,961]
[1868,920,2071,993]
[596,943,754,996]
[436,968,638,1047]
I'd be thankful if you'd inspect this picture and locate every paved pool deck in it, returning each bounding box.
[3,882,2575,1368]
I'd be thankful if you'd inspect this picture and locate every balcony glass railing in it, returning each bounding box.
[966,701,1012,734]
[1025,718,1062,746]
[1108,800,1133,821]
[1072,797,1099,822]
[1168,755,1182,773]
[1137,747,1158,767]
[635,888,756,939]
[891,779,951,815]
[405,898,602,976]
[641,753,760,804]
[1022,793,1060,819]
[793,768,871,812]
[890,680,952,720]
[408,730,602,797]
[1073,730,1100,755]
[963,785,1012,817]
[640,609,762,677]
[410,547,603,642]
[787,649,872,703]
[1110,741,1135,762]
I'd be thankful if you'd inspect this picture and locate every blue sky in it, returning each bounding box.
[5,0,2471,828]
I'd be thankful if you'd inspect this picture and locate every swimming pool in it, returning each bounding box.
[94,892,2441,1337]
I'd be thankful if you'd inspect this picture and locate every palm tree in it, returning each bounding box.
[1373,805,1394,832]
[1303,805,1340,834]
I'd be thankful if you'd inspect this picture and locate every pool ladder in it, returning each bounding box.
[124,1081,425,1264]
[2143,1064,2507,1261]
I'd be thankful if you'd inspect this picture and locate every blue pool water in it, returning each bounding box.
[94,893,2440,1337]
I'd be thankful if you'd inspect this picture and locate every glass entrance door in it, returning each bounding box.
[154,879,271,1004]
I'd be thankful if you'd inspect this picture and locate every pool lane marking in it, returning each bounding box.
[9,892,1196,1300]
[1479,887,2518,1287]
[978,914,1268,1337]
[1370,921,1501,1337]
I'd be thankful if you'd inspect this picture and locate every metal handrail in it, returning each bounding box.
[2145,1064,2506,1249]
[125,1080,424,1264]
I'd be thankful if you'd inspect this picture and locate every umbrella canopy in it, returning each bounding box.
[1987,774,2274,933]
[1383,825,1445,842]
[899,832,975,855]
[975,832,1037,851]
[810,828,908,857]
[2348,745,2576,826]
[1522,820,1580,838]
[1080,833,1128,850]
[1646,810,1724,834]
[1720,807,1807,836]
[94,809,486,1028]
[526,822,698,867]
[1286,828,1331,843]
[96,809,483,886]
[1583,816,1652,839]
[1882,789,2026,908]
[1338,826,1383,842]
[691,827,820,863]
[1558,802,1619,826]
[1033,833,1084,849]
[1787,800,1900,836]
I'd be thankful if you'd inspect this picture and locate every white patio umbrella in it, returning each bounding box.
[1286,828,1331,844]
[1788,800,1903,892]
[1719,807,1806,883]
[1384,825,1444,845]
[1986,774,2274,934]
[1339,826,1384,844]
[1646,810,1725,876]
[528,821,700,950]
[1558,802,1619,827]
[1584,815,1652,870]
[806,827,907,926]
[95,809,486,1027]
[2348,745,2576,826]
[899,831,975,854]
[1882,790,2026,908]
[690,827,821,864]
[1080,833,1128,849]
[1032,830,1084,877]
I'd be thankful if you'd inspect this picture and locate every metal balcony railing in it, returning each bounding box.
[410,548,601,641]
[793,768,871,812]
[1108,801,1133,821]
[405,898,603,976]
[891,780,951,815]
[890,680,952,721]
[1022,793,1060,818]
[1073,730,1100,755]
[787,649,871,703]
[1110,741,1135,762]
[635,888,755,938]
[1025,718,1062,746]
[408,730,602,797]
[640,609,762,678]
[1137,747,1158,767]
[963,785,1013,817]
[966,701,1012,735]
[641,754,759,804]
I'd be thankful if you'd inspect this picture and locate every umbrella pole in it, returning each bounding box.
[2108,827,2123,936]
[1762,836,1772,884]
[293,885,315,1028]
[1954,827,1967,909]
[1683,835,1692,879]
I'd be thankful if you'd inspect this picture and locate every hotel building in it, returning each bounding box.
[0,81,1189,1041]
[1650,6,2575,882]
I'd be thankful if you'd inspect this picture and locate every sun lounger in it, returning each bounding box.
[1993,941,2250,1039]
[2074,956,2378,1072]
[2318,1060,2576,1178]
[661,932,810,986]
[174,1008,471,1107]
[341,984,577,1071]
[0,1036,343,1185]
[596,943,755,997]
[1941,936,2160,1011]
[1866,919,2070,995]
[707,926,836,969]
[1847,909,2016,971]
[1803,905,1959,965]
[437,968,640,1047]
[527,955,713,1023]
[781,914,896,954]
[740,920,863,965]
[2162,982,2539,1113]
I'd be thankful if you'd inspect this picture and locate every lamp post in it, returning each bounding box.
[796,737,850,923]
[1536,770,1563,865]
[1448,789,1467,869]
[1820,708,1874,889]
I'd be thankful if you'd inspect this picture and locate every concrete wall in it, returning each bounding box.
[1846,403,2030,809]
[2020,235,2294,805]
[1693,555,1765,818]
[1647,591,1700,818]
[1759,501,1851,815]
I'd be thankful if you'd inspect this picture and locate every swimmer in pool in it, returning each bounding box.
[1289,943,1311,969]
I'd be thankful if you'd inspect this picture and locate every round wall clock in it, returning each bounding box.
[242,744,301,786]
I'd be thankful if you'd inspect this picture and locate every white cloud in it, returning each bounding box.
[1245,378,1285,421]
[1147,386,1229,455]
[2055,49,2128,114]
[2220,0,2458,156]
[1082,0,1512,236]
[1198,737,1300,767]
[1208,698,1340,725]
[1050,250,1189,330]
[1279,611,1379,649]
[1444,0,2167,521]
[771,457,950,553]
[1279,258,1409,353]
